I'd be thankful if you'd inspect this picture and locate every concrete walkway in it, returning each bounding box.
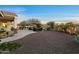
[0,30,36,43]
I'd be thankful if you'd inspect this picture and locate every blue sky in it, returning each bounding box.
[0,5,79,22]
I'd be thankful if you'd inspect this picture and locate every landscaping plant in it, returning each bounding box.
[47,21,55,30]
[0,42,21,52]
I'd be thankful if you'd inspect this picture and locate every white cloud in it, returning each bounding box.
[16,14,79,24]
[0,7,27,14]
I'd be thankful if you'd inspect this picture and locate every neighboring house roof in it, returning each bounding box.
[0,10,17,22]
[0,10,17,17]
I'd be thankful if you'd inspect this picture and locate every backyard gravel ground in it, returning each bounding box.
[8,31,79,54]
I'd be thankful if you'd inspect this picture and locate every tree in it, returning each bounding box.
[27,19,42,28]
[27,19,41,26]
[19,21,27,27]
[27,19,43,31]
[47,21,55,29]
[55,22,76,34]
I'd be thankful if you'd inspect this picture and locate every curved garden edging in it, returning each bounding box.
[0,30,36,43]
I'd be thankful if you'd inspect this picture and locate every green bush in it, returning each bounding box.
[73,35,79,45]
[47,21,55,29]
[0,42,21,51]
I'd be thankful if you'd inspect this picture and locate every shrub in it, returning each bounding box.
[33,27,42,31]
[0,42,21,51]
[11,27,18,34]
[47,21,55,29]
[73,35,79,45]
[28,27,33,30]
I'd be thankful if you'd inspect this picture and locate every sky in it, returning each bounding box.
[0,5,79,23]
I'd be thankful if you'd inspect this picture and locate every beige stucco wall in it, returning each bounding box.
[0,18,17,31]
